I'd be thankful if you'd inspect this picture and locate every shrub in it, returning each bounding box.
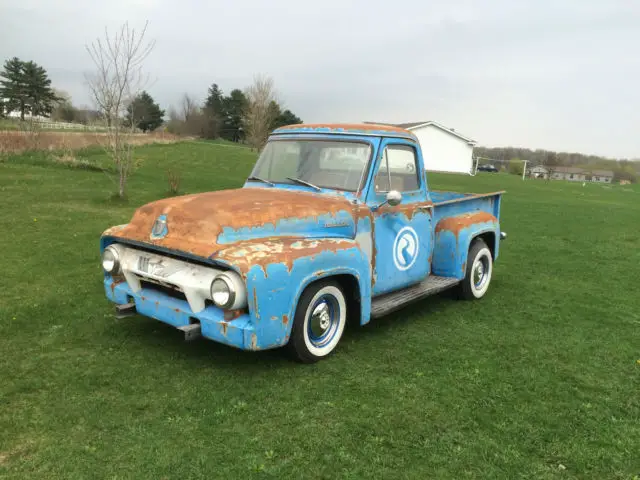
[167,169,181,195]
[508,159,524,176]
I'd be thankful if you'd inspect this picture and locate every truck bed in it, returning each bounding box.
[430,190,505,224]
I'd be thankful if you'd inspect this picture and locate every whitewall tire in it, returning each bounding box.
[288,280,347,363]
[460,239,493,300]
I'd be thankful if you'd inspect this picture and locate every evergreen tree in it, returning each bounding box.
[273,108,302,129]
[203,83,224,138]
[22,61,58,117]
[125,91,165,132]
[0,58,58,120]
[0,57,28,120]
[220,89,247,141]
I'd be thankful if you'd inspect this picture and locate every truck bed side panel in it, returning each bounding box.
[431,193,502,279]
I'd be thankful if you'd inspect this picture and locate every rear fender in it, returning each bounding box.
[432,212,499,279]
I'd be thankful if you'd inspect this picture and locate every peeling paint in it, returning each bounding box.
[106,188,357,259]
[273,123,418,141]
[373,201,433,221]
[435,212,496,236]
[252,287,259,319]
[216,237,358,274]
[223,309,244,321]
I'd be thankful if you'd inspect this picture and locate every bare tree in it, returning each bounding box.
[180,93,198,123]
[243,75,278,151]
[85,21,155,198]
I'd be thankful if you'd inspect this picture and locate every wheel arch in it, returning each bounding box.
[288,268,369,337]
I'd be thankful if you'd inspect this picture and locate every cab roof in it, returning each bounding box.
[271,123,418,141]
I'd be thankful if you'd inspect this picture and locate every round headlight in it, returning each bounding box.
[102,245,120,274]
[210,276,234,309]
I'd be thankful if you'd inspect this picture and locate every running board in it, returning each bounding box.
[370,276,460,319]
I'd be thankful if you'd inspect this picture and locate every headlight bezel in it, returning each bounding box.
[210,271,247,310]
[210,275,236,309]
[102,245,121,274]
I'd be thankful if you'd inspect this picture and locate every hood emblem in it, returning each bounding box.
[150,214,168,239]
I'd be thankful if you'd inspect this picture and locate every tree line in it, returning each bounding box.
[1,57,303,142]
[475,146,639,183]
[166,80,302,143]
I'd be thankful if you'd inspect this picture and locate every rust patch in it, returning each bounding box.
[252,287,260,319]
[105,188,355,260]
[374,201,433,221]
[174,308,181,313]
[223,309,244,321]
[354,203,376,286]
[435,212,496,237]
[275,123,416,137]
[282,314,289,325]
[221,322,228,336]
[216,237,357,274]
[314,270,327,277]
[110,278,125,293]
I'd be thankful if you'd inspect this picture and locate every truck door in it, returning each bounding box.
[365,138,433,296]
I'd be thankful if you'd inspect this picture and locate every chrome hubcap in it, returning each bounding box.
[311,302,331,336]
[473,257,488,289]
[307,294,341,349]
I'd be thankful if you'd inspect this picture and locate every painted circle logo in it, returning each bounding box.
[393,226,419,271]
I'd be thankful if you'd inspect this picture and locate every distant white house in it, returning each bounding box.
[530,165,549,179]
[1,98,49,121]
[366,120,477,175]
[528,165,614,183]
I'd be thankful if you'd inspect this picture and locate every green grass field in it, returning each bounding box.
[1,141,639,479]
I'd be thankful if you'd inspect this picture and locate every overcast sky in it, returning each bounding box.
[2,0,639,158]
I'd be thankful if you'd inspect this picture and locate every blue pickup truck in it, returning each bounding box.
[100,123,505,362]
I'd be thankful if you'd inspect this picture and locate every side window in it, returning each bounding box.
[374,145,420,192]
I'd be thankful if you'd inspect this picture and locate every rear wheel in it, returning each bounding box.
[288,280,347,363]
[459,238,493,300]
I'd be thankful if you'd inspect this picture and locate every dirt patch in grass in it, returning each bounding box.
[0,130,181,154]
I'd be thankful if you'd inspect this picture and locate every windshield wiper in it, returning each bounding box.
[286,177,321,191]
[247,176,275,187]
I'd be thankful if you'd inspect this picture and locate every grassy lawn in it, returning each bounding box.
[1,142,639,479]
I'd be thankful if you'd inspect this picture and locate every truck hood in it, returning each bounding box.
[105,188,356,259]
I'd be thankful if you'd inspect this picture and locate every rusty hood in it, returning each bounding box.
[104,187,356,259]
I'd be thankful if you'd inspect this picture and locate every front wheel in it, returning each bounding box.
[459,238,493,300]
[288,280,347,363]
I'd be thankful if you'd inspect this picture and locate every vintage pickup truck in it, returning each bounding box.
[100,123,506,362]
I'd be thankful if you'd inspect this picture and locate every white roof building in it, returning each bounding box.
[365,120,477,175]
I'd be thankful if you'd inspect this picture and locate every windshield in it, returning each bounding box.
[250,139,371,192]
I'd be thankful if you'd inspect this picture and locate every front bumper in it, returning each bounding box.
[105,276,258,350]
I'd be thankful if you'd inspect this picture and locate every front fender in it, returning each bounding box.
[213,238,371,350]
[432,212,499,280]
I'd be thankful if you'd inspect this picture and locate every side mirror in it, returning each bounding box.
[386,190,402,206]
[373,190,402,211]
